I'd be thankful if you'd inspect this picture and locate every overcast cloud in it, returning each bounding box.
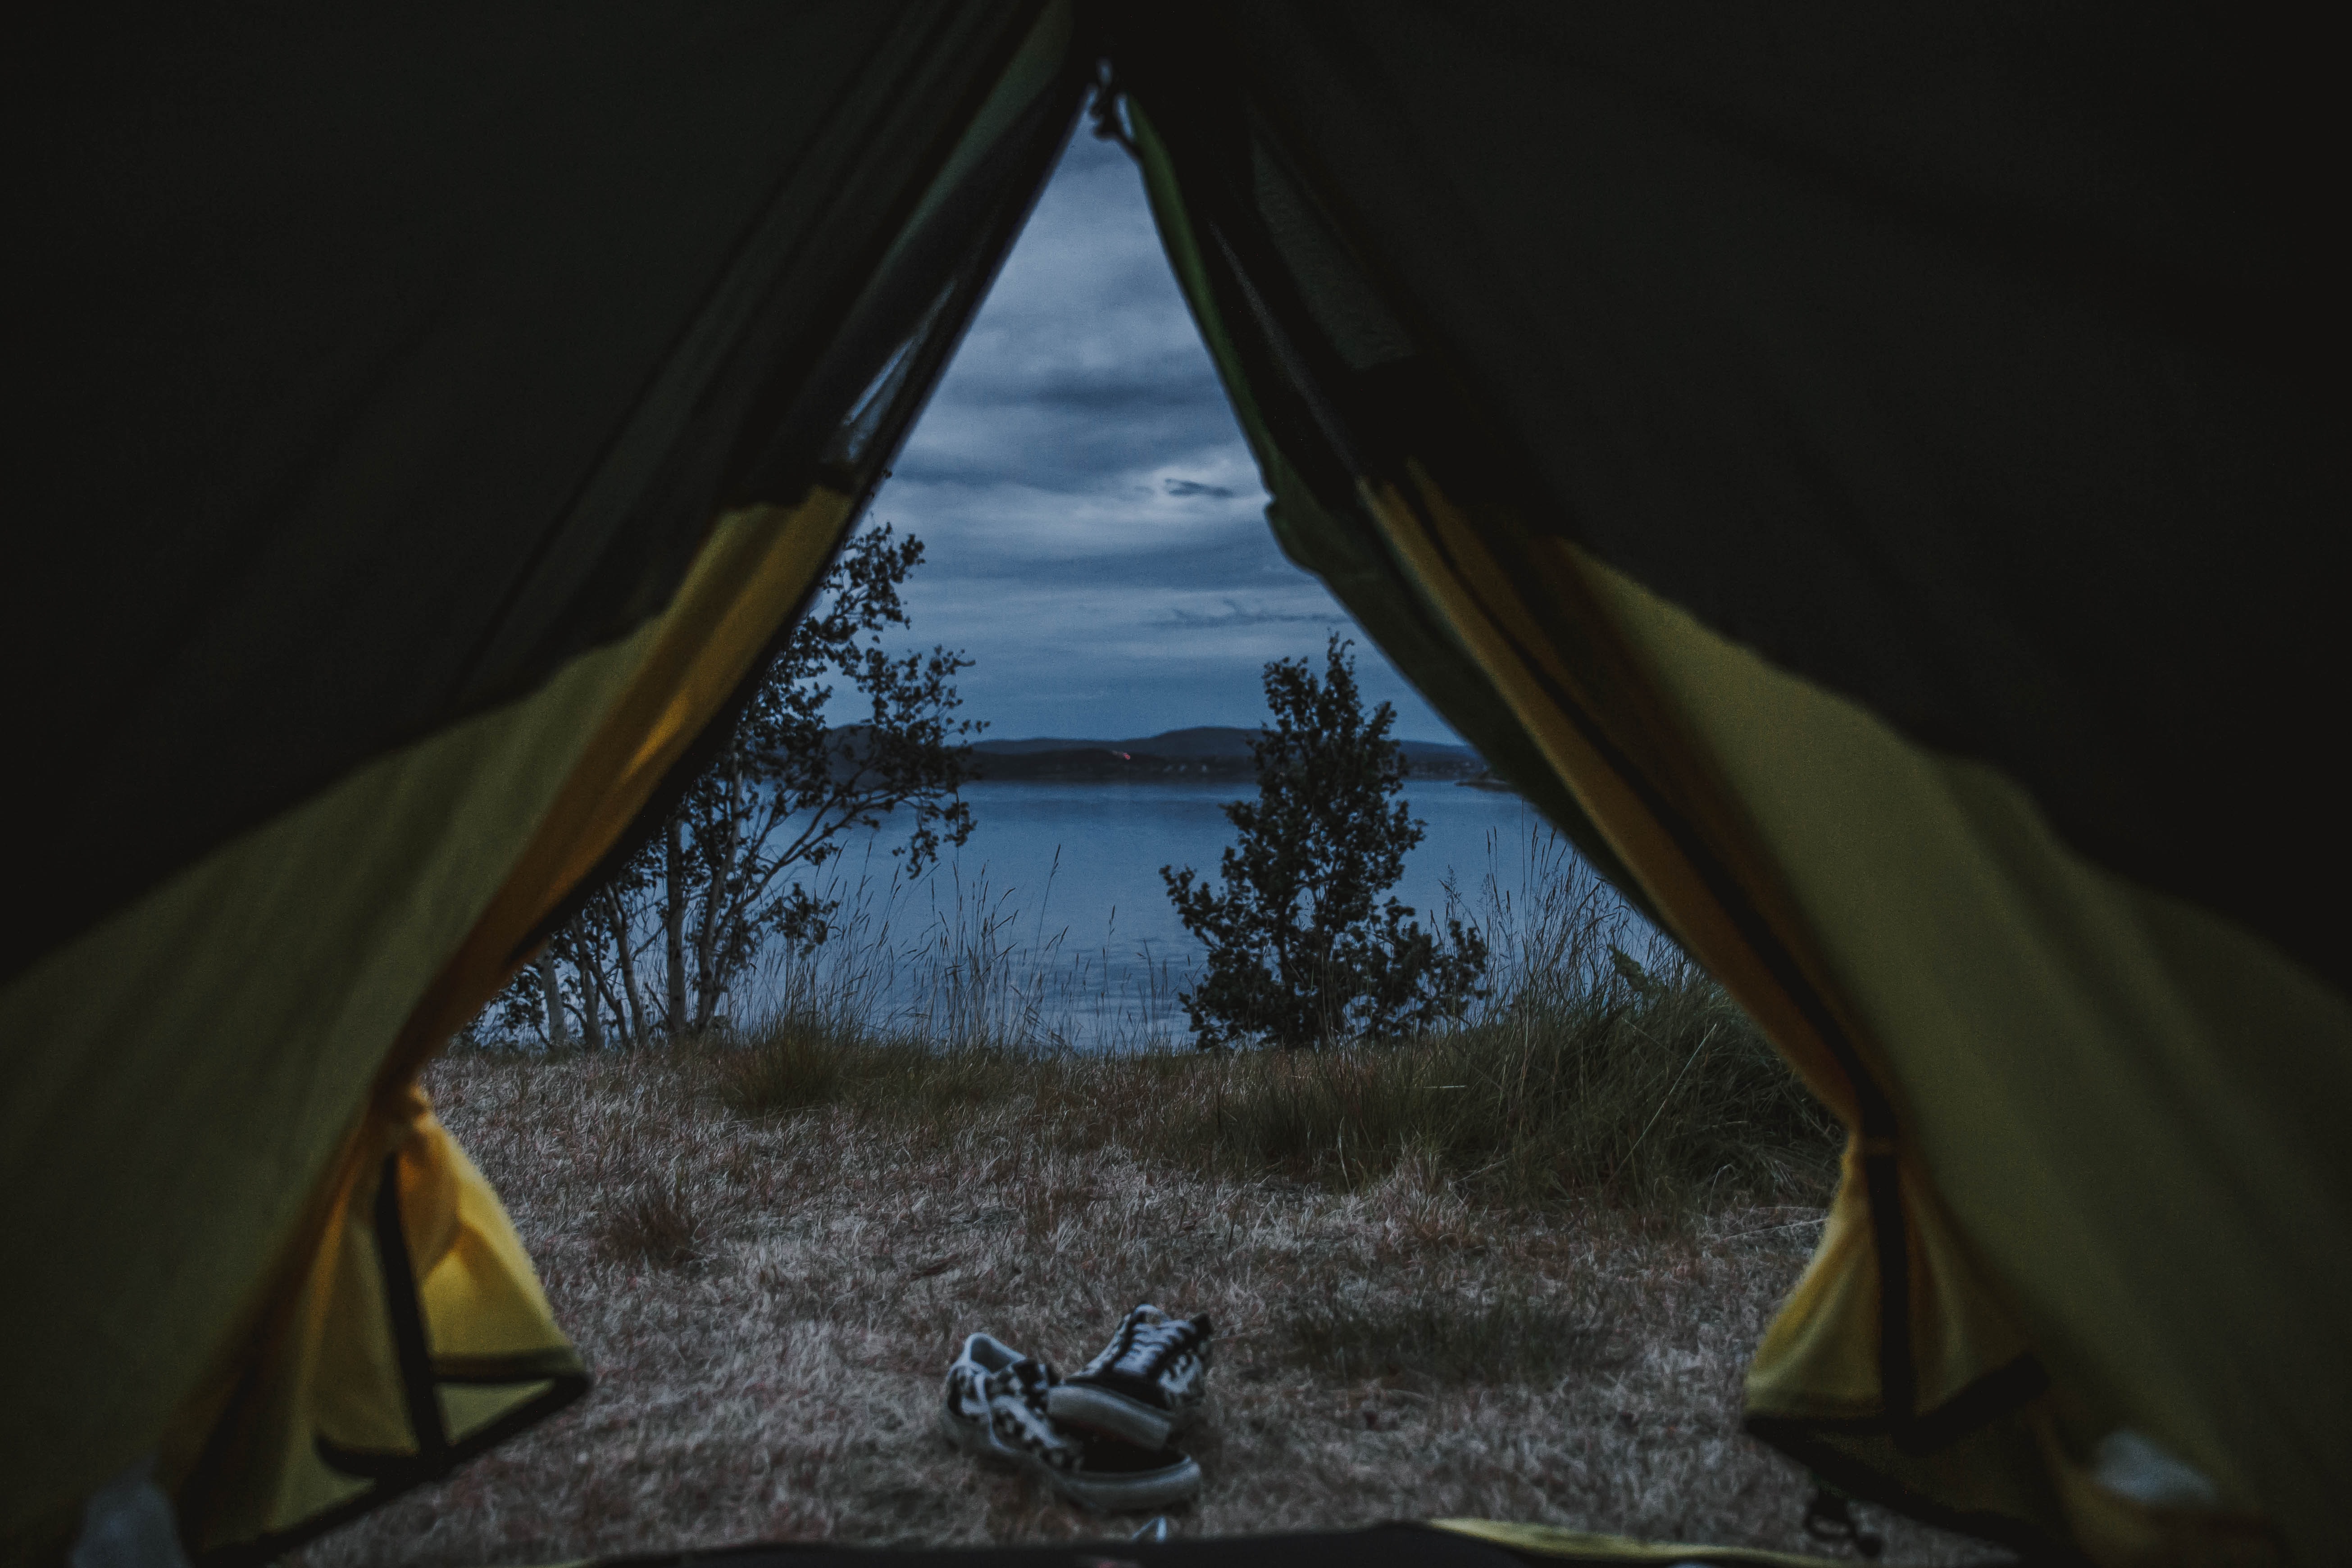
[861,124,1457,745]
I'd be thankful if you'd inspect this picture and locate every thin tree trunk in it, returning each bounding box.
[581,927,628,1050]
[558,923,612,1051]
[692,894,716,1033]
[664,815,687,1039]
[536,947,569,1050]
[692,897,726,1034]
[608,891,647,1049]
[577,951,605,1051]
[691,749,744,1033]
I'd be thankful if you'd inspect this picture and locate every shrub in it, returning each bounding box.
[1163,637,1486,1048]
[710,1019,851,1116]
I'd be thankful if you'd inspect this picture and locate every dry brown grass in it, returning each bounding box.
[705,944,1840,1213]
[292,1044,1990,1567]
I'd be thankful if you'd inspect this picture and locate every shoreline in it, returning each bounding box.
[964,754,1488,785]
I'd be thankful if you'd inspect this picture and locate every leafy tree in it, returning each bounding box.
[1162,636,1487,1049]
[475,523,977,1045]
[658,521,978,1032]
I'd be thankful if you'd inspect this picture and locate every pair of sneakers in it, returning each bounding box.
[938,1304,1213,1512]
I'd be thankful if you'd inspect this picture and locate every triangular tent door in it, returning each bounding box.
[8,5,2342,1565]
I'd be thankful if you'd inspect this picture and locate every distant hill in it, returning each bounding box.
[975,726,1251,759]
[974,726,1479,764]
[968,726,1483,782]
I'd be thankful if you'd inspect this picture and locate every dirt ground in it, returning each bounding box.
[296,1052,1993,1566]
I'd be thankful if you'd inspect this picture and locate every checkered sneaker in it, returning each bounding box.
[938,1332,1201,1512]
[1045,1304,1213,1450]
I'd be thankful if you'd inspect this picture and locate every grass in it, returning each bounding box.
[1176,948,1836,1207]
[598,1164,711,1269]
[703,938,1837,1213]
[291,839,1985,1565]
[1284,1278,1609,1386]
[690,830,1841,1210]
[292,1046,1982,1568]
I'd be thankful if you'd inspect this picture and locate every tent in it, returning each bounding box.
[7,4,2343,1563]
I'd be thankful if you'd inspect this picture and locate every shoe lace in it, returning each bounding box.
[1109,1314,1195,1376]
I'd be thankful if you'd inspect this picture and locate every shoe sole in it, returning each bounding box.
[937,1403,998,1462]
[1053,1452,1202,1513]
[937,1404,1200,1513]
[1044,1383,1192,1450]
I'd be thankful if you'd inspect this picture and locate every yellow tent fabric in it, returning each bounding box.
[177,1084,585,1559]
[1433,1519,1871,1566]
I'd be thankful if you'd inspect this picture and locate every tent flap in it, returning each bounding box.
[4,5,1090,1554]
[1114,4,2346,1561]
[178,1086,586,1565]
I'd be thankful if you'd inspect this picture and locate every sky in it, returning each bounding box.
[859,121,1459,745]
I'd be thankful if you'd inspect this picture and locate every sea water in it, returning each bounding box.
[744,778,1642,1051]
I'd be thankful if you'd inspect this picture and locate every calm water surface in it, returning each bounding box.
[755,778,1631,1049]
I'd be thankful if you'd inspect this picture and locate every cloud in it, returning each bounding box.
[860,127,1458,745]
[1160,599,1348,630]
